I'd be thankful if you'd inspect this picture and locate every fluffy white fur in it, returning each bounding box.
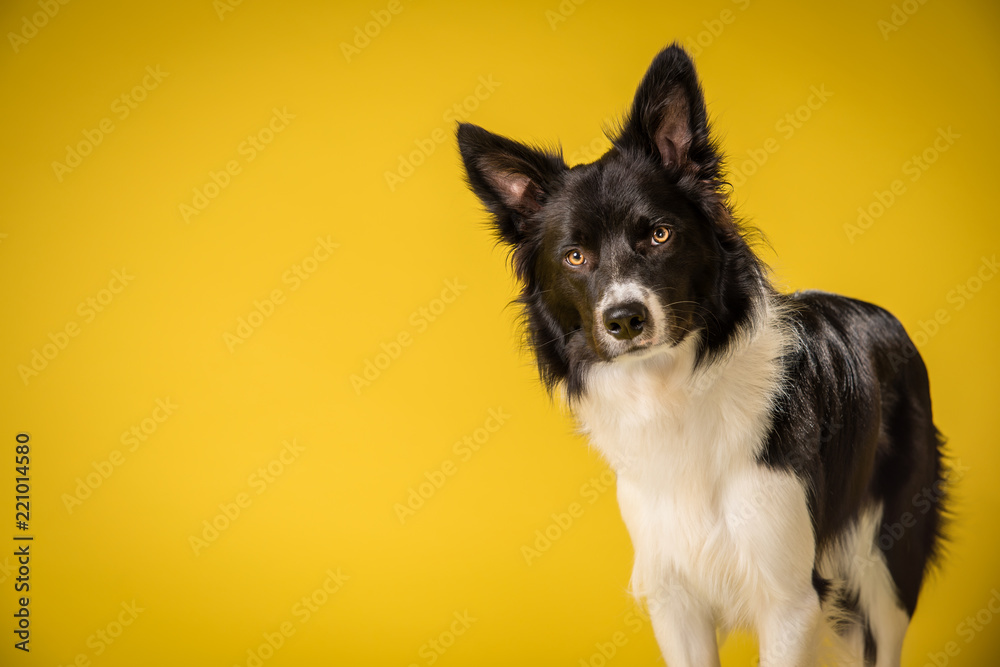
[572,296,905,666]
[817,504,910,667]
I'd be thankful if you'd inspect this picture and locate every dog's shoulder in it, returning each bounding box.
[781,289,907,336]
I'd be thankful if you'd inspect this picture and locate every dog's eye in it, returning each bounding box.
[652,226,671,245]
[565,249,586,266]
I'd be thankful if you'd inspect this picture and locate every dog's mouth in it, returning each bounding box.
[587,316,672,360]
[592,307,703,362]
[594,332,671,362]
[622,339,663,355]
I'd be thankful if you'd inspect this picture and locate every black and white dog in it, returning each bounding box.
[457,44,946,666]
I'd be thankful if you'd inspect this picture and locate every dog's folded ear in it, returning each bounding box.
[456,123,567,246]
[615,44,720,182]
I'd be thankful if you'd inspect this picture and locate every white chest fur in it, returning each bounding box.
[573,313,816,631]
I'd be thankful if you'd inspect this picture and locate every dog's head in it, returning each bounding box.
[458,45,763,396]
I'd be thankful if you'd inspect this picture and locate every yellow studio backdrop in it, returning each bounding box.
[0,0,997,665]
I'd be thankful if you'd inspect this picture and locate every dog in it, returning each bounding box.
[456,44,946,666]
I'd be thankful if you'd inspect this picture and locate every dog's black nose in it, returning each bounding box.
[603,302,648,340]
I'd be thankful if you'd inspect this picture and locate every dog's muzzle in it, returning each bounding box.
[603,301,649,341]
[593,283,668,359]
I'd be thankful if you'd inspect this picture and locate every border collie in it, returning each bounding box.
[456,44,946,666]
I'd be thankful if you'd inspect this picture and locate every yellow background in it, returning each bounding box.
[1,0,998,665]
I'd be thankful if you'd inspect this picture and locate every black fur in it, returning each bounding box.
[763,291,947,616]
[458,41,945,655]
[457,46,769,398]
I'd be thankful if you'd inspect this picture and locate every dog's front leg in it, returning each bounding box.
[756,590,823,667]
[646,579,721,667]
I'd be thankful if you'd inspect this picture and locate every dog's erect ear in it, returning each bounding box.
[457,123,567,246]
[615,44,718,179]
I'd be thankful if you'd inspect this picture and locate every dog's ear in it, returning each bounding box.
[457,123,567,246]
[615,44,719,180]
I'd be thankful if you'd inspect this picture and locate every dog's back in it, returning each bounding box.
[779,291,946,662]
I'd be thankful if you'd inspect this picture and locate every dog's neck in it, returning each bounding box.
[570,294,792,478]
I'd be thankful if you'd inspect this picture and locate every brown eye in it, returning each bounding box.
[565,249,586,266]
[652,226,670,245]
